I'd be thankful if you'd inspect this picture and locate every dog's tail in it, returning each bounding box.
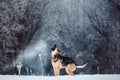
[76,61,89,68]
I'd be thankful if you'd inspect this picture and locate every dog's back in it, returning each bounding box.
[54,54,76,67]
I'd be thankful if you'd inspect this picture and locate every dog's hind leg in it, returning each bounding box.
[66,64,76,76]
[66,68,75,76]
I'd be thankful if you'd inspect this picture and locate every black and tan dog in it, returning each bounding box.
[51,44,88,76]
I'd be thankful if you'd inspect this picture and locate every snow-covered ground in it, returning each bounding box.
[0,75,120,80]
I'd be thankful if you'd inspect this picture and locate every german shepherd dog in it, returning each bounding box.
[51,44,88,76]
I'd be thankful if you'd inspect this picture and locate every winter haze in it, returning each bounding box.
[0,0,120,75]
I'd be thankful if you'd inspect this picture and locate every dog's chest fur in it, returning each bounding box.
[52,59,63,68]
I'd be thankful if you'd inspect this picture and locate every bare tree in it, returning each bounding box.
[0,0,49,74]
[85,0,120,73]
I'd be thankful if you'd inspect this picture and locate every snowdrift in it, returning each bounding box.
[0,75,120,80]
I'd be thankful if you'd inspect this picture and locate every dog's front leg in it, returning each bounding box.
[53,67,60,76]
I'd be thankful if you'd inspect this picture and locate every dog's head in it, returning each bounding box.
[51,44,60,54]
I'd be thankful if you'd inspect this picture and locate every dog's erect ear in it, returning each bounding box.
[51,44,57,51]
[51,48,54,51]
[57,49,60,52]
[54,44,57,48]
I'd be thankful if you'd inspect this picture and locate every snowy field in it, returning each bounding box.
[0,75,120,80]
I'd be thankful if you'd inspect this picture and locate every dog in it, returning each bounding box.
[51,44,88,76]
